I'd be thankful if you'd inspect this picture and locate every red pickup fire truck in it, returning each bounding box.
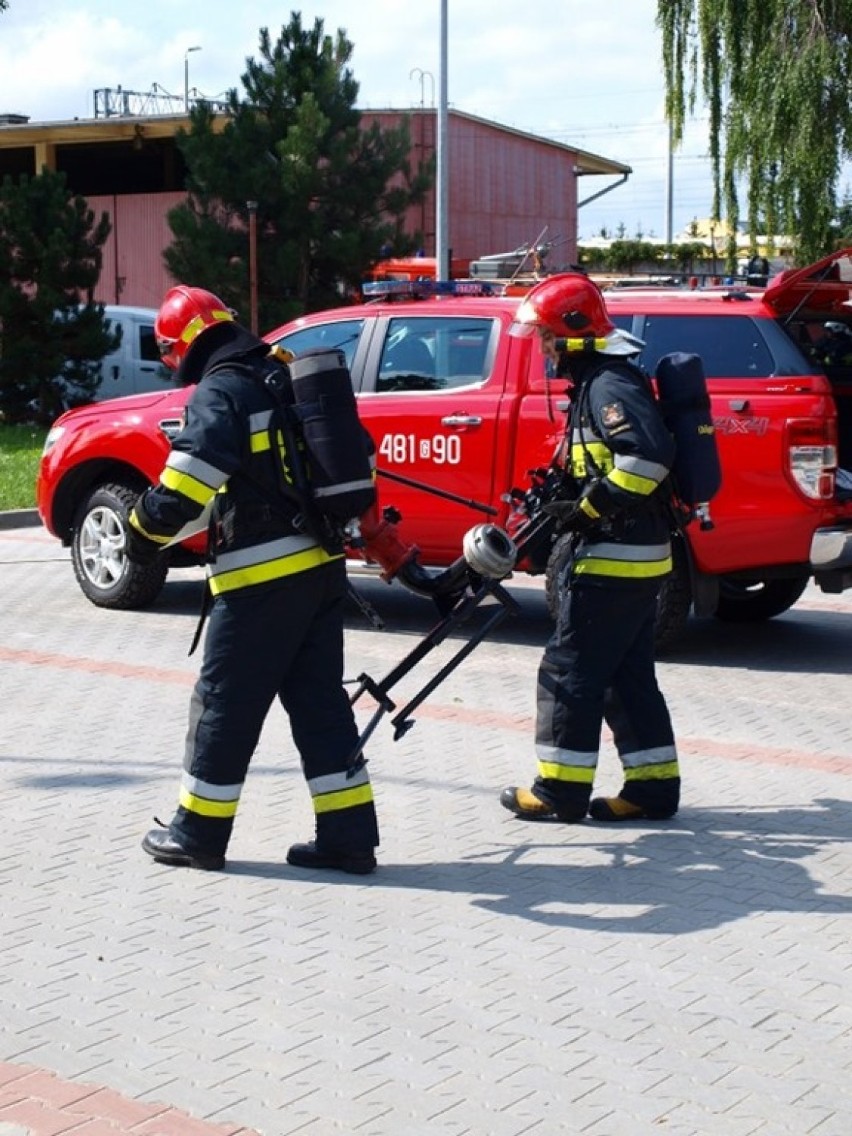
[36,248,852,650]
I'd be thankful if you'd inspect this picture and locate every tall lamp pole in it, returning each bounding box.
[246,201,259,334]
[184,45,201,112]
[665,118,674,245]
[435,0,449,281]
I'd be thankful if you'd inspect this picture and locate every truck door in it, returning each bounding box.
[98,311,171,399]
[357,313,507,560]
[127,314,172,395]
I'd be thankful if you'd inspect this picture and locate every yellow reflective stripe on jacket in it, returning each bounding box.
[160,450,228,507]
[574,554,673,579]
[608,467,660,496]
[160,467,219,508]
[574,540,672,579]
[571,440,610,478]
[249,409,275,454]
[575,447,667,498]
[614,453,669,485]
[207,538,341,594]
[574,439,668,499]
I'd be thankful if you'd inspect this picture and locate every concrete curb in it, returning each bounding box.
[0,509,40,530]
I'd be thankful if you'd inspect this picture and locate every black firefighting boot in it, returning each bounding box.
[141,822,225,870]
[500,786,587,823]
[286,841,377,875]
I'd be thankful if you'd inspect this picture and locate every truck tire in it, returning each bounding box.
[544,532,693,654]
[543,534,573,622]
[654,536,694,654]
[714,575,809,623]
[71,481,168,609]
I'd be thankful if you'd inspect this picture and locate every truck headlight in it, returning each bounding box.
[42,425,65,454]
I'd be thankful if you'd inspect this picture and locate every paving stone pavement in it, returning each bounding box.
[1,519,852,1135]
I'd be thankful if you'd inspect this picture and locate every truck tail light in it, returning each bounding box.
[785,417,837,499]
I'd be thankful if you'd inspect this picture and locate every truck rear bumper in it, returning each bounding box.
[811,526,852,592]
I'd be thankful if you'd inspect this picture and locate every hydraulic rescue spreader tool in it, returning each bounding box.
[341,463,580,773]
[343,517,522,773]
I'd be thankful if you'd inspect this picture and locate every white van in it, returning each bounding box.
[94,306,175,400]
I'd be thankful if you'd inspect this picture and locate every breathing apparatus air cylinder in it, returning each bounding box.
[284,348,376,522]
[654,351,722,528]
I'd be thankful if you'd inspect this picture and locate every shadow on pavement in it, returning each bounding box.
[223,796,852,936]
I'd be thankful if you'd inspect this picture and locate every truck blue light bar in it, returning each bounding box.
[362,279,497,299]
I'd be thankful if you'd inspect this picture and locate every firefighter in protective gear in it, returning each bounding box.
[500,273,680,823]
[134,285,379,873]
[813,321,852,368]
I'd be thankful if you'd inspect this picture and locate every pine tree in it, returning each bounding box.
[0,170,118,424]
[658,0,852,266]
[165,15,432,329]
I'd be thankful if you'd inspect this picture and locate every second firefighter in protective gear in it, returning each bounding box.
[500,273,681,823]
[133,285,379,873]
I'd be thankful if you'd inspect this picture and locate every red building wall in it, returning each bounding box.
[365,110,579,265]
[87,111,581,309]
[89,191,185,308]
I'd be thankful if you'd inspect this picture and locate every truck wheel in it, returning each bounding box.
[544,534,574,622]
[544,533,693,653]
[71,481,168,609]
[714,575,809,623]
[654,536,693,654]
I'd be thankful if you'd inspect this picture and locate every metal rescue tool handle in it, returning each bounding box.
[376,467,498,515]
[344,524,520,773]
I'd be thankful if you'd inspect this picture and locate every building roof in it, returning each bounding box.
[0,105,631,178]
[361,106,631,178]
[0,113,201,147]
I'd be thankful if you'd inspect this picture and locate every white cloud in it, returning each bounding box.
[0,0,717,235]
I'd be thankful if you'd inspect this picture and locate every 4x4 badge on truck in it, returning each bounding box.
[715,415,769,436]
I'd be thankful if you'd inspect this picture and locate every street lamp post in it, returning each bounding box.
[246,201,259,334]
[184,45,201,112]
[435,0,449,281]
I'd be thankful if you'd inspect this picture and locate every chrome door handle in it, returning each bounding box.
[441,414,482,427]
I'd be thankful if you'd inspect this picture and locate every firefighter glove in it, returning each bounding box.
[124,520,163,565]
[541,498,596,531]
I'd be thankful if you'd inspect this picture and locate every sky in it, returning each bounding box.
[0,0,720,243]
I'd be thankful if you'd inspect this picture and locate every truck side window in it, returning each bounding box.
[139,325,160,362]
[376,317,494,393]
[637,314,774,377]
[274,319,364,373]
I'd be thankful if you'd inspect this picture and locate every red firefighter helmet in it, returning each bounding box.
[154,286,236,370]
[510,273,644,356]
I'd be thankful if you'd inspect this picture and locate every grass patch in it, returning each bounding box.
[0,424,48,510]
